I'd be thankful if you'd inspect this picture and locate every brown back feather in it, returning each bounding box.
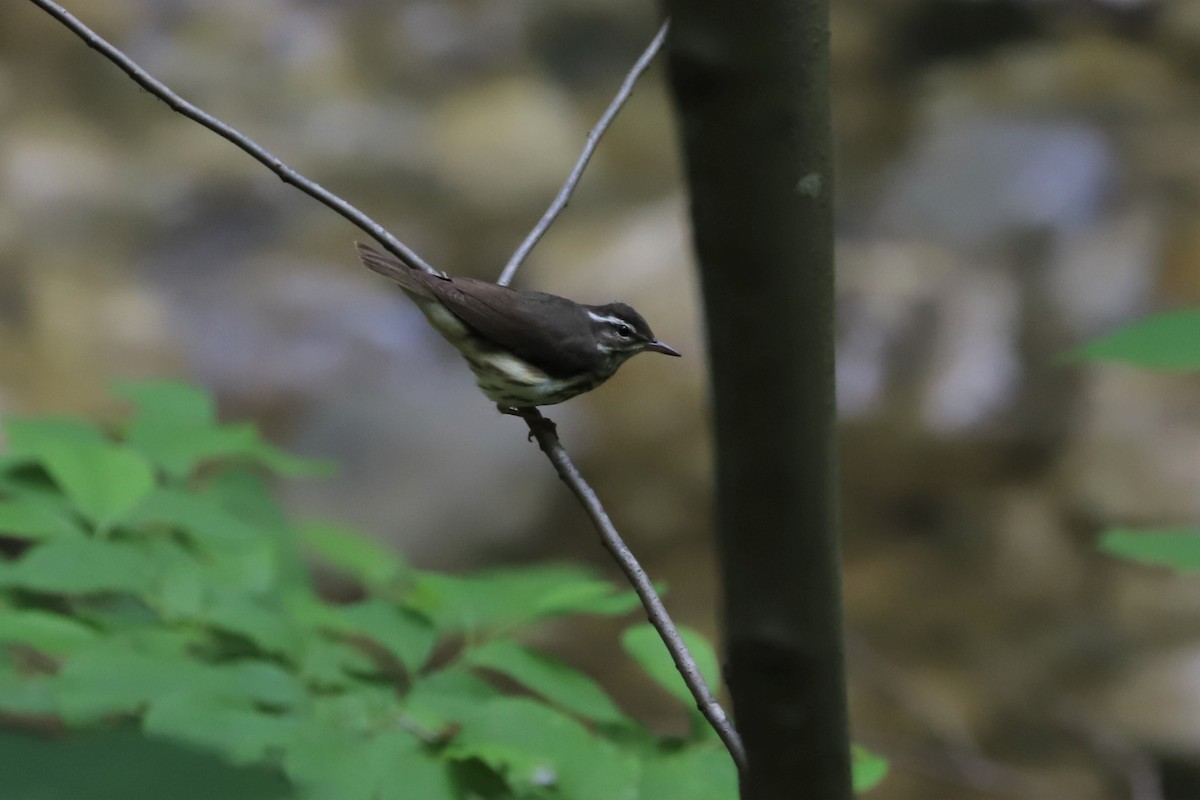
[356,242,603,377]
[428,279,604,377]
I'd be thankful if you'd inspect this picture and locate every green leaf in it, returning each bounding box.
[0,668,58,716]
[81,622,206,659]
[297,636,379,688]
[115,379,331,478]
[143,695,300,764]
[370,732,459,800]
[637,742,738,799]
[465,640,628,725]
[202,469,291,536]
[145,423,324,479]
[301,521,405,589]
[38,440,156,530]
[537,579,644,617]
[414,564,636,632]
[285,727,457,800]
[315,686,405,730]
[157,423,248,478]
[1068,307,1200,370]
[621,624,721,709]
[129,487,269,548]
[852,745,889,793]
[240,435,335,478]
[212,659,310,709]
[1099,527,1200,570]
[0,496,86,541]
[4,417,106,458]
[0,610,97,655]
[340,600,435,674]
[155,559,206,618]
[446,697,639,800]
[198,595,304,658]
[56,650,307,724]
[0,539,157,595]
[283,729,377,800]
[200,470,311,591]
[128,488,296,603]
[210,542,285,596]
[116,379,216,424]
[292,596,435,675]
[404,668,502,729]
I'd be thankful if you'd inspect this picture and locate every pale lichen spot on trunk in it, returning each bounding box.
[796,172,823,198]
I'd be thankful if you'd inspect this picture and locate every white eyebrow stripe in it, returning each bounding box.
[587,311,629,327]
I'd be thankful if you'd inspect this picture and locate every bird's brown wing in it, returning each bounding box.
[428,279,601,377]
[355,242,443,299]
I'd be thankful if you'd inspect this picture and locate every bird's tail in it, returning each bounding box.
[355,242,436,297]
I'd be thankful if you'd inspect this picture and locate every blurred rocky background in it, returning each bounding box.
[3,0,1200,797]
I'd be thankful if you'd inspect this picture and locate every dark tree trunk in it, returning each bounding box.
[659,3,852,799]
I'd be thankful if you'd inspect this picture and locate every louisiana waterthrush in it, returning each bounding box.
[356,242,680,411]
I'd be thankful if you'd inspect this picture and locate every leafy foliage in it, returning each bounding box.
[0,380,886,798]
[1099,528,1200,571]
[851,746,889,794]
[1080,312,1200,577]
[1067,307,1200,370]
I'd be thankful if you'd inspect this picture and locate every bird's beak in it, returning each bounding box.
[645,340,682,357]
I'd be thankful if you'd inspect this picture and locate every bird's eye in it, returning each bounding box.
[614,323,633,339]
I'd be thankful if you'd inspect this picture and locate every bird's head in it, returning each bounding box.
[586,302,681,360]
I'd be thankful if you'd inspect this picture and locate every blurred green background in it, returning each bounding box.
[3,0,1200,798]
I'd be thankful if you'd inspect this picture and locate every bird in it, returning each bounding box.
[356,242,680,413]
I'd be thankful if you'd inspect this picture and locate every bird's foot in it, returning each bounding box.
[498,405,558,441]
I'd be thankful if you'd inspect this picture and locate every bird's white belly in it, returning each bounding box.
[477,352,549,386]
[465,353,584,406]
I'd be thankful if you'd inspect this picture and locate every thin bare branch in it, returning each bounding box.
[499,19,744,767]
[1052,704,1164,800]
[496,20,670,287]
[518,409,747,771]
[26,0,439,276]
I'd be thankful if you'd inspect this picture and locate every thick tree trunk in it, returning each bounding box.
[660,3,852,798]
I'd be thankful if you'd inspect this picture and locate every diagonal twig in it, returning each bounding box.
[518,410,747,769]
[29,0,745,769]
[1052,703,1164,800]
[496,20,670,287]
[500,17,746,769]
[26,0,438,276]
